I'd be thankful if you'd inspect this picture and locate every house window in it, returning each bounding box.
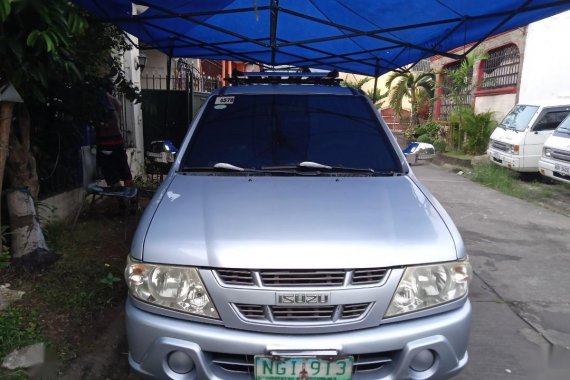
[480,45,520,89]
[439,60,473,120]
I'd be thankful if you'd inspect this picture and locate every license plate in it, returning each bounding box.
[555,164,570,175]
[255,356,353,380]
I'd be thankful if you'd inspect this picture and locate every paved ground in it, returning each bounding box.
[413,163,570,380]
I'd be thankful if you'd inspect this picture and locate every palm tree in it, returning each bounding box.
[386,71,435,126]
[343,76,387,108]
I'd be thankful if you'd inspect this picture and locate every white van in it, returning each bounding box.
[487,103,570,172]
[539,114,570,184]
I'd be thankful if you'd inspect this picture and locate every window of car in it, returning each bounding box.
[532,108,570,132]
[499,105,538,131]
[181,94,401,173]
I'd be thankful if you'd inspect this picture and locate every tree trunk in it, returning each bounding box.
[7,189,55,268]
[6,105,56,268]
[7,106,39,197]
[0,101,14,254]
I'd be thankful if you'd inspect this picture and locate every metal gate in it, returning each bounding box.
[141,74,214,150]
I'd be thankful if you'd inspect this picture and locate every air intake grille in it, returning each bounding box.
[260,269,345,287]
[235,303,371,323]
[235,304,265,320]
[215,268,389,288]
[341,303,370,319]
[552,150,570,163]
[491,141,509,152]
[271,305,336,321]
[207,351,394,375]
[352,268,388,285]
[216,269,255,285]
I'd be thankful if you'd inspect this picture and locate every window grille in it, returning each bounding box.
[439,61,473,120]
[480,45,520,89]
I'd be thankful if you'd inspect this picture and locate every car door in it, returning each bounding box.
[524,106,570,169]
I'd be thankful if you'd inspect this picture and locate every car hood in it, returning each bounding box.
[141,175,458,268]
[490,126,525,145]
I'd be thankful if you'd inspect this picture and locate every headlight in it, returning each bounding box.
[509,145,520,155]
[125,257,219,319]
[543,147,553,157]
[385,260,472,317]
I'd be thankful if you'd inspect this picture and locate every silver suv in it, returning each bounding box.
[125,72,472,380]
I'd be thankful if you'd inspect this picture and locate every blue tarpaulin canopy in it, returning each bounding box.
[73,0,570,76]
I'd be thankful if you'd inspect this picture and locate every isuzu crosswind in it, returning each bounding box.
[125,71,472,380]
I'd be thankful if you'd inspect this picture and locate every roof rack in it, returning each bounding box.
[227,69,341,86]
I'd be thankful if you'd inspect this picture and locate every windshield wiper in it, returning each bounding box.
[262,161,397,176]
[179,162,258,173]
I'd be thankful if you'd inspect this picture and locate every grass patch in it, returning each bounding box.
[442,151,474,161]
[0,208,129,374]
[0,308,44,359]
[468,163,554,201]
[0,308,45,380]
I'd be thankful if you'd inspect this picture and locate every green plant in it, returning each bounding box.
[386,71,435,126]
[417,134,433,143]
[406,121,443,144]
[0,308,45,359]
[100,272,121,289]
[433,139,448,153]
[0,225,10,269]
[449,107,495,154]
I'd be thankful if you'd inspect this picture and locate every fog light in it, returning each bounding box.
[410,349,435,372]
[167,351,195,374]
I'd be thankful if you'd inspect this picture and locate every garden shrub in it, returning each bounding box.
[433,139,447,153]
[450,107,495,155]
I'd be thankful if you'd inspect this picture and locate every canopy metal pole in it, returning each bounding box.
[165,50,172,140]
[269,0,280,67]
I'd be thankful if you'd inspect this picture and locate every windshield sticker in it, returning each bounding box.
[215,96,234,105]
[214,105,227,110]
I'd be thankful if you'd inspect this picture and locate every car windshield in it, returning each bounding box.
[181,94,401,174]
[499,105,538,132]
[553,114,570,137]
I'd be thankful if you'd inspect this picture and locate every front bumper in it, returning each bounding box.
[487,149,522,171]
[539,157,570,184]
[126,298,471,380]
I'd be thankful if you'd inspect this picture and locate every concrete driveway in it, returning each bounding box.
[413,164,570,380]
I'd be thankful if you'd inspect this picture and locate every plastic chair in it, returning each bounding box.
[73,146,138,239]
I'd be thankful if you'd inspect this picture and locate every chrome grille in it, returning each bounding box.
[341,303,370,319]
[215,268,389,288]
[207,351,394,375]
[552,149,570,163]
[235,303,371,323]
[352,268,388,285]
[271,305,336,321]
[216,269,255,285]
[260,269,345,287]
[235,304,265,320]
[492,140,509,152]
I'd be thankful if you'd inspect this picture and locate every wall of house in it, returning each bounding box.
[430,28,525,121]
[519,10,570,104]
[474,93,517,122]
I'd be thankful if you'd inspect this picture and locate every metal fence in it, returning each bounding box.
[142,73,220,93]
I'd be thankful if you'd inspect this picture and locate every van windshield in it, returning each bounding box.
[500,105,539,132]
[554,115,570,137]
[181,94,401,173]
